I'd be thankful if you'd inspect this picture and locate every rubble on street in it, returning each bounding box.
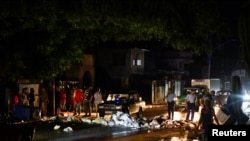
[52,111,200,139]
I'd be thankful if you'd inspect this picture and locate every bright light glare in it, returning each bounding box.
[243,94,250,100]
[173,111,200,122]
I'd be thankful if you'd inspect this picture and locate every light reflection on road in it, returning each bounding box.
[112,128,139,138]
[173,111,200,122]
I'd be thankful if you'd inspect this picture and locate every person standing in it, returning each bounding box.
[73,87,84,116]
[28,88,35,107]
[197,99,219,141]
[69,88,76,112]
[200,90,215,108]
[185,90,197,121]
[60,88,67,111]
[14,93,19,105]
[166,88,176,120]
[84,87,93,117]
[40,87,49,117]
[20,87,29,105]
[93,88,103,117]
[55,86,61,115]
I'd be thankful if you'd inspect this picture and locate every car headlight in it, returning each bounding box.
[243,94,250,100]
[174,97,178,101]
[116,106,122,109]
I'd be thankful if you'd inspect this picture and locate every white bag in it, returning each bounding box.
[216,108,231,125]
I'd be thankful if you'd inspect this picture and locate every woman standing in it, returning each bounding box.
[197,99,219,141]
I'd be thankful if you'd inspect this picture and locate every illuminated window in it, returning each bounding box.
[133,59,142,66]
[133,54,141,66]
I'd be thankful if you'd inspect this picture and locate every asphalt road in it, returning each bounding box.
[31,102,250,141]
[34,105,201,141]
[1,105,201,141]
[34,105,171,141]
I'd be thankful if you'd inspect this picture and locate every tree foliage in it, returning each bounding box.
[0,0,228,84]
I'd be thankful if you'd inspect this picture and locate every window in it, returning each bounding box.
[133,54,142,66]
[133,59,142,66]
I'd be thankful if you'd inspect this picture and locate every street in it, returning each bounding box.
[6,102,250,141]
[33,102,250,141]
[30,105,201,141]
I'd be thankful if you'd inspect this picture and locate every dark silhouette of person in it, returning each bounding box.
[197,99,219,140]
[28,88,35,107]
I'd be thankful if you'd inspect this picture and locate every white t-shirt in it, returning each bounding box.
[94,91,102,105]
[167,93,176,102]
[186,94,196,103]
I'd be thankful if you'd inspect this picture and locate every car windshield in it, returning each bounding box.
[106,93,129,101]
[182,87,208,95]
[215,91,231,96]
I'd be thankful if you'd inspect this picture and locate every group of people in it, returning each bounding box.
[14,85,104,118]
[57,86,103,117]
[15,87,36,107]
[14,87,49,117]
[166,88,219,141]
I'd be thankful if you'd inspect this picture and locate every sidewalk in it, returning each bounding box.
[55,104,167,119]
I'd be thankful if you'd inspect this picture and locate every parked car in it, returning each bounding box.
[97,90,146,117]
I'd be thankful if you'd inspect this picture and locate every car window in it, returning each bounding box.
[216,91,231,96]
[106,94,129,101]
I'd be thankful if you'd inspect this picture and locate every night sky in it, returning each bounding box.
[218,0,247,37]
[189,0,248,79]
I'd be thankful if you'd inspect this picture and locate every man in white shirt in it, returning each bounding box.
[185,90,197,121]
[166,88,176,120]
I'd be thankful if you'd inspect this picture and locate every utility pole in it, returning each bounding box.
[208,55,211,79]
[207,33,213,79]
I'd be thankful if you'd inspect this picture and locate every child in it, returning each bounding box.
[197,99,219,141]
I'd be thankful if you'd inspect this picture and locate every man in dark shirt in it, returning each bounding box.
[28,88,35,107]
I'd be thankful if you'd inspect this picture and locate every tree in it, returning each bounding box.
[0,0,228,84]
[239,2,250,74]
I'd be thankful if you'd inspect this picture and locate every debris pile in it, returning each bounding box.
[53,111,197,133]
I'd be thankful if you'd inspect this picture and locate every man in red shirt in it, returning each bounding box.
[73,87,84,116]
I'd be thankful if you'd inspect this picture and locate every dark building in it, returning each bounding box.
[87,43,194,104]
